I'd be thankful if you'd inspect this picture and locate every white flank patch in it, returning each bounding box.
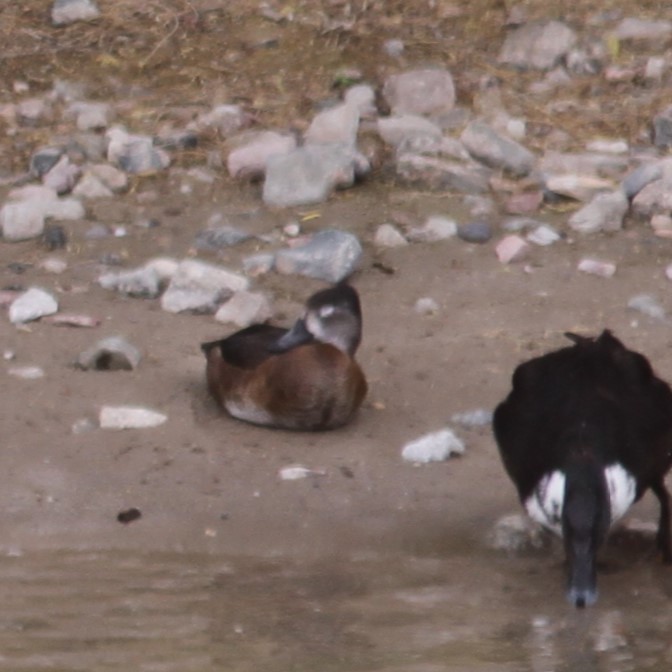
[525,470,565,535]
[605,463,637,524]
[524,463,637,535]
[225,399,273,426]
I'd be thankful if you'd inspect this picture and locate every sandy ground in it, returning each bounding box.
[1,0,670,563]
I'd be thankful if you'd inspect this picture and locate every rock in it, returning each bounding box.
[545,174,615,201]
[77,336,141,371]
[496,235,530,264]
[567,190,628,234]
[374,223,408,248]
[106,127,170,174]
[9,288,59,324]
[99,406,167,430]
[40,257,68,274]
[651,214,672,238]
[653,106,672,150]
[382,69,456,116]
[395,154,491,194]
[621,163,663,199]
[87,164,129,192]
[505,190,543,215]
[401,428,465,463]
[278,465,326,480]
[73,173,114,198]
[585,139,628,154]
[577,258,617,278]
[43,224,68,250]
[612,17,672,42]
[52,0,100,25]
[44,313,101,328]
[344,84,377,118]
[645,57,667,81]
[451,408,493,428]
[8,366,45,380]
[628,294,666,321]
[457,221,492,244]
[43,156,80,194]
[407,215,457,242]
[486,514,550,552]
[161,259,249,314]
[67,101,113,130]
[305,102,360,147]
[275,229,362,282]
[632,176,672,218]
[460,121,535,177]
[99,266,162,298]
[243,253,275,277]
[527,224,561,246]
[383,39,405,58]
[143,257,179,282]
[414,297,439,315]
[30,147,64,177]
[262,144,366,207]
[498,20,577,70]
[377,114,442,147]
[190,104,249,137]
[1,202,48,241]
[193,225,252,250]
[227,131,297,180]
[539,151,629,179]
[214,291,272,328]
[17,98,51,126]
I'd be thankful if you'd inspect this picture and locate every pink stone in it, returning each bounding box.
[496,235,530,264]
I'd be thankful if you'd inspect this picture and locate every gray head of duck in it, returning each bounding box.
[269,283,363,356]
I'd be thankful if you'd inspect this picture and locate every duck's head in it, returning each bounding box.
[562,449,611,608]
[269,283,363,356]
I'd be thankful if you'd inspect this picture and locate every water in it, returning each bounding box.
[1,547,672,671]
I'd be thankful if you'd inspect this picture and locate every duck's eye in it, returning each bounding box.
[318,305,336,318]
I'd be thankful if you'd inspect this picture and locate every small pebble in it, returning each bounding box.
[457,221,492,244]
[577,258,616,278]
[278,465,327,480]
[414,297,439,315]
[401,428,465,464]
[496,235,530,264]
[627,294,666,321]
[99,406,167,430]
[451,408,493,427]
[8,366,45,380]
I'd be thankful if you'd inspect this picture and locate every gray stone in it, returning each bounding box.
[160,260,249,314]
[383,69,456,116]
[99,406,167,430]
[621,163,663,199]
[17,98,51,126]
[414,297,439,315]
[527,224,561,246]
[545,174,615,201]
[377,114,442,148]
[87,164,128,192]
[99,267,162,298]
[401,428,465,463]
[451,408,493,428]
[539,150,629,178]
[43,155,80,194]
[395,154,491,193]
[632,177,672,218]
[77,336,141,371]
[194,225,251,250]
[30,147,64,177]
[305,102,360,147]
[613,17,672,42]
[460,121,535,177]
[243,253,275,277]
[653,106,672,149]
[214,291,272,328]
[190,104,249,137]
[9,288,58,324]
[263,145,366,207]
[52,0,100,25]
[383,39,405,58]
[67,133,106,163]
[499,20,577,70]
[275,229,362,282]
[568,190,628,234]
[628,294,666,321]
[457,221,492,244]
[227,131,297,180]
[487,514,550,552]
[1,202,48,241]
[106,128,170,174]
[8,366,45,380]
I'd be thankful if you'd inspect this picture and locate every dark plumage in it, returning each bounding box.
[201,283,367,431]
[493,330,672,607]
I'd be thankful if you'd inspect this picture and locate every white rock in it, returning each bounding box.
[585,139,629,154]
[214,291,272,328]
[407,216,457,242]
[545,174,614,201]
[9,288,58,324]
[486,514,550,551]
[278,465,326,480]
[52,0,100,26]
[401,428,465,463]
[227,131,297,180]
[577,258,616,278]
[99,406,167,430]
[0,202,47,241]
[73,173,114,199]
[451,408,493,427]
[628,294,666,321]
[305,102,360,147]
[374,223,408,248]
[143,257,179,282]
[568,190,628,234]
[39,257,68,274]
[526,224,560,246]
[414,297,439,315]
[8,366,45,380]
[99,267,162,298]
[344,84,377,117]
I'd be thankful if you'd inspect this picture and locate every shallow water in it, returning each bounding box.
[1,546,672,672]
